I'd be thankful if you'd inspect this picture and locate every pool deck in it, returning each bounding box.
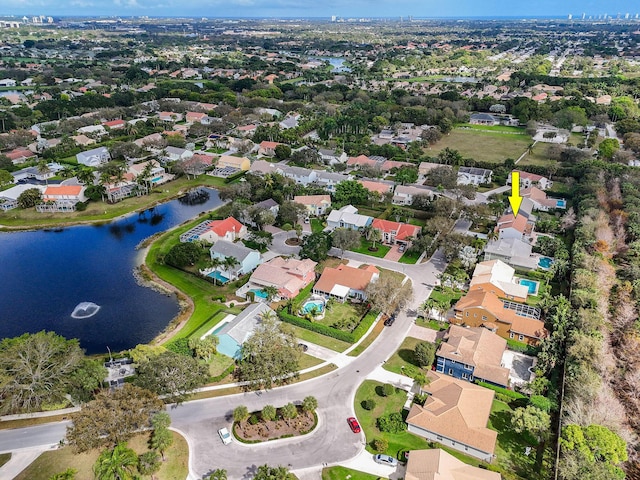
[199,314,235,340]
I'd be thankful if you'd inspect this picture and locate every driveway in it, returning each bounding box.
[383,245,404,262]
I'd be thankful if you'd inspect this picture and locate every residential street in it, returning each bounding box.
[0,240,447,480]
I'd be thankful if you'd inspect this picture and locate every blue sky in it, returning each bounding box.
[3,0,640,18]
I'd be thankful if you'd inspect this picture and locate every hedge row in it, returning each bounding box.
[224,170,247,183]
[209,363,235,383]
[476,381,526,399]
[278,311,354,342]
[351,310,378,341]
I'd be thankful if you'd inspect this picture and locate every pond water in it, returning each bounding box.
[312,57,351,73]
[0,188,223,354]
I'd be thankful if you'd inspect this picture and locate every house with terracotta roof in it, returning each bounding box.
[294,194,331,216]
[520,186,565,212]
[242,256,317,300]
[405,448,501,480]
[470,259,529,302]
[495,198,535,241]
[217,155,251,171]
[452,289,547,345]
[313,264,379,302]
[103,119,126,130]
[507,170,553,190]
[179,217,247,244]
[185,111,208,124]
[236,124,258,136]
[347,154,378,169]
[5,148,37,165]
[258,141,281,157]
[358,179,394,196]
[158,111,183,122]
[406,371,498,462]
[70,134,96,147]
[435,325,510,388]
[36,185,87,213]
[418,162,445,181]
[372,218,420,246]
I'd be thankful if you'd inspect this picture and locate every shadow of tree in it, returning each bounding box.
[491,410,540,479]
[397,348,418,366]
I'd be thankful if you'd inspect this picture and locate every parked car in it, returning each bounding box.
[398,244,406,253]
[298,343,309,352]
[218,427,232,445]
[374,454,398,466]
[384,314,396,326]
[347,417,361,433]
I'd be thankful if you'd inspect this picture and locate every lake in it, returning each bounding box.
[312,57,351,73]
[0,188,223,354]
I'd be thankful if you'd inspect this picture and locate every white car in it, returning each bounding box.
[218,427,232,445]
[374,454,398,466]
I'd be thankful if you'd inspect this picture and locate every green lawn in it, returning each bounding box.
[0,453,10,468]
[425,129,533,163]
[429,287,464,307]
[348,319,385,357]
[315,301,367,329]
[382,337,426,376]
[207,353,235,377]
[354,380,430,458]
[517,143,559,168]
[399,250,421,264]
[350,239,391,258]
[299,353,324,369]
[285,323,351,352]
[311,218,324,233]
[415,318,448,331]
[489,400,549,480]
[190,310,229,339]
[15,431,188,480]
[461,124,527,134]
[322,466,379,480]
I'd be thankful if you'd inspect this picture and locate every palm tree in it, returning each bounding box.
[49,468,78,480]
[366,227,382,249]
[233,405,249,431]
[302,396,318,417]
[59,166,76,179]
[93,443,138,480]
[223,256,240,278]
[37,160,51,185]
[207,469,228,480]
[262,285,279,302]
[206,257,223,284]
[138,451,161,480]
[76,167,95,186]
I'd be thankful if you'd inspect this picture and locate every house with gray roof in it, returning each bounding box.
[211,303,275,359]
[209,240,262,279]
[326,205,373,231]
[457,166,492,186]
[314,171,350,192]
[76,147,111,167]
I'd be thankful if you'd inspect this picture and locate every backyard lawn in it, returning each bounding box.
[425,128,532,163]
[311,218,325,233]
[286,323,351,352]
[516,143,559,168]
[15,431,188,480]
[354,380,430,458]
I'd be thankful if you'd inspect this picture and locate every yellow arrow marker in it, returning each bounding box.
[509,171,523,218]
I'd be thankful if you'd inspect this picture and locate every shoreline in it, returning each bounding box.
[0,183,209,233]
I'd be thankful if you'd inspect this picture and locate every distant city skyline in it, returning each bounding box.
[2,0,640,19]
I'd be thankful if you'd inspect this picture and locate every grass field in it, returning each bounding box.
[425,128,533,163]
[15,431,188,480]
[322,466,380,480]
[382,337,425,376]
[285,323,351,352]
[354,380,430,458]
[350,239,391,258]
[517,143,558,168]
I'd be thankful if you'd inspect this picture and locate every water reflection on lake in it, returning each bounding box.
[0,188,223,354]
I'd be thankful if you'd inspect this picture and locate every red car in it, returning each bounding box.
[347,417,361,433]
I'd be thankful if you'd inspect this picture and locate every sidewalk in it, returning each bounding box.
[366,366,415,392]
[0,448,48,480]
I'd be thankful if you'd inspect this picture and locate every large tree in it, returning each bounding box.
[66,384,163,452]
[332,228,361,257]
[0,331,84,414]
[253,465,294,480]
[133,351,208,404]
[237,317,300,390]
[299,231,332,262]
[68,358,108,404]
[334,180,369,206]
[277,200,307,227]
[164,242,203,268]
[17,187,43,209]
[364,274,413,315]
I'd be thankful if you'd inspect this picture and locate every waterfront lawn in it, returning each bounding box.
[350,239,390,258]
[190,310,230,339]
[382,337,425,376]
[425,128,532,164]
[322,466,379,480]
[354,380,430,458]
[0,175,228,228]
[14,431,188,480]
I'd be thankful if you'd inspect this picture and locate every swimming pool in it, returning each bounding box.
[538,257,553,269]
[249,288,269,299]
[208,271,229,284]
[301,300,325,314]
[151,176,163,183]
[556,199,566,208]
[519,279,539,295]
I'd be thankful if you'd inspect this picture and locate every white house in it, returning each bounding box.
[164,146,193,162]
[76,147,111,167]
[318,148,348,165]
[0,78,17,87]
[392,184,434,205]
[208,240,262,279]
[180,217,247,244]
[314,171,350,192]
[326,205,373,231]
[77,125,107,137]
[294,195,331,216]
[457,167,492,186]
[278,165,317,186]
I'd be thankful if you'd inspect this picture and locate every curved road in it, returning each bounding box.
[0,241,447,480]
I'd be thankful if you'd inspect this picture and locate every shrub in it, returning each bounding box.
[166,338,193,357]
[362,399,376,410]
[529,394,556,412]
[281,223,292,231]
[377,413,406,433]
[381,383,395,397]
[413,393,428,406]
[414,341,436,367]
[372,438,388,452]
[476,381,526,400]
[248,414,259,425]
[75,201,87,211]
